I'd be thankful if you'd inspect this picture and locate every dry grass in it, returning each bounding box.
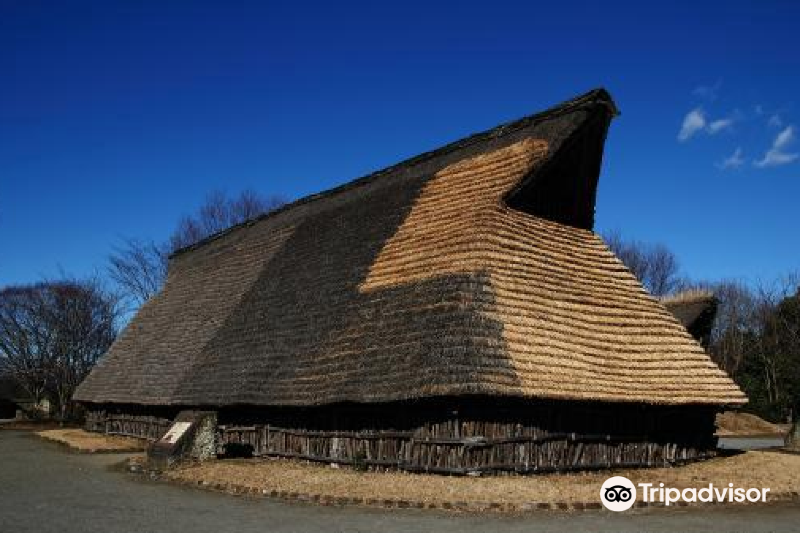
[716,411,786,436]
[36,429,147,453]
[165,452,800,505]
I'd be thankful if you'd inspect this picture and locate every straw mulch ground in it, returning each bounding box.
[0,420,63,431]
[165,451,800,507]
[36,429,147,453]
[715,411,787,436]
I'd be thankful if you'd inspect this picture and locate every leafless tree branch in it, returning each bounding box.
[108,189,285,307]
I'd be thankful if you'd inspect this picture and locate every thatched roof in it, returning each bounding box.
[75,89,745,407]
[661,290,719,348]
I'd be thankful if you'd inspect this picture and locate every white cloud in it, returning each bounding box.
[757,151,798,167]
[717,147,745,170]
[774,126,793,148]
[693,81,721,101]
[678,108,738,141]
[755,126,799,168]
[678,108,706,142]
[708,118,734,134]
[768,114,783,128]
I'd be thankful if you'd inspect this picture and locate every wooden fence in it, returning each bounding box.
[215,401,717,474]
[85,410,172,442]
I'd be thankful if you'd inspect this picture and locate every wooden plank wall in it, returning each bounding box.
[216,421,714,475]
[84,399,718,474]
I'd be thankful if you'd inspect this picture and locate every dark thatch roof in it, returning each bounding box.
[661,290,719,349]
[75,89,746,407]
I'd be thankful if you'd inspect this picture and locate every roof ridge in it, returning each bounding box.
[169,88,618,259]
[659,289,717,305]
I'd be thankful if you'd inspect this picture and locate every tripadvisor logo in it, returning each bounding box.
[601,476,637,511]
[600,475,771,511]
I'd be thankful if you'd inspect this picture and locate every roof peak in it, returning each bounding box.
[170,88,619,259]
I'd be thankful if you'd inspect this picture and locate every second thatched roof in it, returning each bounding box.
[661,290,719,348]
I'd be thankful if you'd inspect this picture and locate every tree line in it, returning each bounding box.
[1,189,797,425]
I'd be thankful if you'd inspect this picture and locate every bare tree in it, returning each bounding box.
[0,278,120,421]
[108,239,169,307]
[168,189,283,250]
[109,190,285,307]
[602,230,681,296]
[43,278,120,421]
[0,286,53,409]
[646,245,681,296]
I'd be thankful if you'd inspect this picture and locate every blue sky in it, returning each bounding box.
[2,1,798,288]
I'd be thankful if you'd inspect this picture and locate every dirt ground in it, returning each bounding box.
[165,451,800,506]
[36,429,147,453]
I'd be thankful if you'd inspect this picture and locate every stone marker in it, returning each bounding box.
[147,411,217,470]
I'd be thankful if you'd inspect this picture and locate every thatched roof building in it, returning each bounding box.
[661,290,719,349]
[77,89,745,473]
